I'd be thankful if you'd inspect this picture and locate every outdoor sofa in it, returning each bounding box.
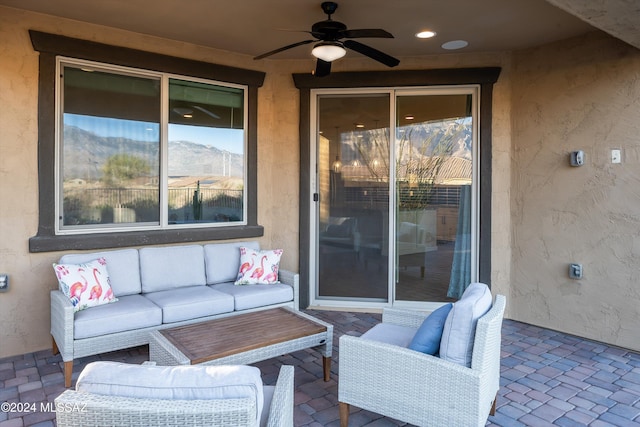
[50,240,299,387]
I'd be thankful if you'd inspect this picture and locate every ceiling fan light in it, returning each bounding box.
[312,42,346,62]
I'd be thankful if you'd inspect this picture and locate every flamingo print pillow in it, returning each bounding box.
[53,257,118,312]
[235,247,283,285]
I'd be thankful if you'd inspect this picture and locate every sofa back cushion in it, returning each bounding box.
[139,245,206,293]
[439,282,492,367]
[59,249,141,297]
[76,361,264,425]
[203,241,260,285]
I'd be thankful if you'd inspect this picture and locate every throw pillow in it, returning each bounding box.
[235,247,283,285]
[408,303,453,355]
[439,282,492,367]
[53,257,118,312]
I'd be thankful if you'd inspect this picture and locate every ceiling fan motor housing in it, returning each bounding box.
[312,20,347,40]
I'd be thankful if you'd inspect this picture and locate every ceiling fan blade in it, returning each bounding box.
[313,59,332,77]
[192,105,220,120]
[254,39,315,60]
[343,39,400,67]
[340,29,394,39]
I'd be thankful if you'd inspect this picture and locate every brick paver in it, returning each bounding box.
[1,310,640,426]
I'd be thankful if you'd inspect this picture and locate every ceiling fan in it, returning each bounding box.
[254,1,400,77]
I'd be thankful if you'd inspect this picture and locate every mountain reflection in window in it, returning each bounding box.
[59,63,246,231]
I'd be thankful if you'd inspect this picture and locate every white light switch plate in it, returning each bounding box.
[611,149,621,164]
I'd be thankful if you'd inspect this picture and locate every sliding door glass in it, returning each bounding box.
[316,93,390,302]
[312,88,478,307]
[395,93,474,303]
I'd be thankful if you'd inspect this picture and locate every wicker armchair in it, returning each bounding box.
[338,294,506,427]
[54,364,294,427]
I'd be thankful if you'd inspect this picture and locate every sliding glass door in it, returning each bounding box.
[394,91,476,305]
[311,87,478,307]
[314,92,391,303]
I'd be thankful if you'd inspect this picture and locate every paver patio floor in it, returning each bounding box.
[2,309,640,426]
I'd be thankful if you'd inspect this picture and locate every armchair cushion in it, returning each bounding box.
[440,282,492,367]
[76,361,264,425]
[360,323,416,348]
[408,303,453,355]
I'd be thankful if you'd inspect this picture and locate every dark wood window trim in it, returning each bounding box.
[293,67,501,308]
[28,30,265,252]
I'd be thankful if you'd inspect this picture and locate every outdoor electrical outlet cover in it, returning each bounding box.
[569,264,582,280]
[570,150,584,167]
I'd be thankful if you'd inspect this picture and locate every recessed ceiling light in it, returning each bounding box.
[355,123,365,128]
[404,115,415,120]
[442,40,468,50]
[415,31,436,39]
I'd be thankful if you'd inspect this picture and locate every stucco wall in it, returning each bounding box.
[0,6,306,357]
[511,31,640,351]
[0,5,514,357]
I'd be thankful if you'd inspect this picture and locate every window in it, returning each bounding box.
[58,60,247,232]
[29,31,265,252]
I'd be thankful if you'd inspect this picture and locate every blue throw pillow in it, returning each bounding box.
[408,303,453,355]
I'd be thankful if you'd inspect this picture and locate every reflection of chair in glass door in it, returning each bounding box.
[355,210,386,271]
[396,209,437,278]
[319,216,359,266]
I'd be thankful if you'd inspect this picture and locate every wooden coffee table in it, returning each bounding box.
[149,307,333,381]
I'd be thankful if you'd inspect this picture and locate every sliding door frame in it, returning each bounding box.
[294,67,501,309]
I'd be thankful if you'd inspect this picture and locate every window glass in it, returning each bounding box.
[167,79,245,224]
[58,63,246,232]
[61,66,161,228]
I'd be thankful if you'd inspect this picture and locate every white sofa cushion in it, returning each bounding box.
[143,286,234,323]
[440,282,492,367]
[204,241,260,285]
[74,294,162,339]
[60,249,141,297]
[76,361,264,425]
[210,282,293,311]
[139,245,206,293]
[360,323,417,348]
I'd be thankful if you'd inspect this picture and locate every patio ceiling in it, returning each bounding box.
[1,0,638,61]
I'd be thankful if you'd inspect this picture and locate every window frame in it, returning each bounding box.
[55,58,250,234]
[29,30,265,252]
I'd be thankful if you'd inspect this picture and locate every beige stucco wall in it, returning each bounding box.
[1,4,512,357]
[0,6,305,357]
[511,31,640,351]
